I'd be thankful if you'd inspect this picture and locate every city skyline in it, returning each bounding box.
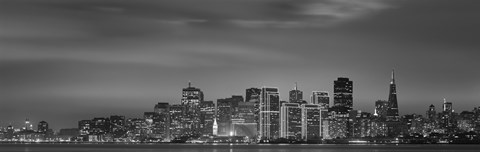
[1,0,480,131]
[1,72,477,130]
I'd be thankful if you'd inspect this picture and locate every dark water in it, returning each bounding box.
[1,144,479,152]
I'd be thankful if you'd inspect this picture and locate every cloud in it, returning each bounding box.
[0,0,393,68]
[229,0,394,28]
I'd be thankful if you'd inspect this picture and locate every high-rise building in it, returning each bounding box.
[301,104,322,142]
[233,102,258,138]
[24,118,32,131]
[37,121,48,133]
[181,82,204,136]
[109,115,125,132]
[199,101,215,136]
[332,77,353,138]
[169,104,185,139]
[181,82,204,107]
[144,112,156,136]
[237,102,256,123]
[328,109,349,139]
[386,70,400,122]
[443,98,453,113]
[385,70,401,137]
[426,104,437,121]
[374,100,388,119]
[245,88,261,103]
[78,120,92,135]
[153,102,170,140]
[441,98,455,130]
[350,110,372,138]
[280,103,302,140]
[289,83,303,103]
[6,125,14,139]
[333,77,353,110]
[259,87,280,140]
[217,97,233,136]
[246,87,261,134]
[311,91,329,108]
[230,95,244,116]
[457,111,475,132]
[91,117,110,134]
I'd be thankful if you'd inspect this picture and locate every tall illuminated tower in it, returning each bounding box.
[289,82,303,103]
[259,87,280,140]
[181,81,204,136]
[333,77,353,110]
[386,70,400,122]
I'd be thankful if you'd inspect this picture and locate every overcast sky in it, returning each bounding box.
[1,0,479,130]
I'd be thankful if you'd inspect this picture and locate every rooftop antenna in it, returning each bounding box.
[188,80,191,88]
[391,69,395,84]
[295,82,298,102]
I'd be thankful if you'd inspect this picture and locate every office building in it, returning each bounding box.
[311,91,329,108]
[280,103,302,140]
[259,87,280,140]
[301,104,322,141]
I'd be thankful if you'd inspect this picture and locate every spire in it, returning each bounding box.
[295,82,298,90]
[391,69,395,84]
[443,98,446,103]
[188,80,191,88]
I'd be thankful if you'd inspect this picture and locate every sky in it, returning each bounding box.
[1,0,479,130]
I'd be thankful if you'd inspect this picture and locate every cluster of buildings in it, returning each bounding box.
[1,70,480,143]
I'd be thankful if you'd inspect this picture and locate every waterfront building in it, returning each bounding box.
[333,77,353,110]
[302,104,322,142]
[259,87,280,140]
[153,102,170,140]
[280,103,302,140]
[181,82,204,136]
[78,120,92,135]
[199,101,215,136]
[374,100,388,119]
[169,104,186,138]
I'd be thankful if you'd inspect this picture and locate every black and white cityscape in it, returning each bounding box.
[1,0,480,150]
[1,70,479,144]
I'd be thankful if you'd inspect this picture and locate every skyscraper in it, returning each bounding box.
[311,91,329,108]
[443,98,453,113]
[181,82,204,110]
[153,102,170,140]
[386,70,400,122]
[24,118,32,131]
[302,104,322,142]
[109,115,125,134]
[331,77,353,138]
[245,88,261,102]
[246,87,261,130]
[259,87,280,140]
[181,82,204,136]
[333,77,353,110]
[78,120,92,135]
[169,104,186,139]
[37,121,48,133]
[426,104,437,121]
[374,100,389,119]
[217,98,233,136]
[289,83,303,103]
[233,102,258,138]
[280,103,302,140]
[199,101,215,136]
[441,98,455,130]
